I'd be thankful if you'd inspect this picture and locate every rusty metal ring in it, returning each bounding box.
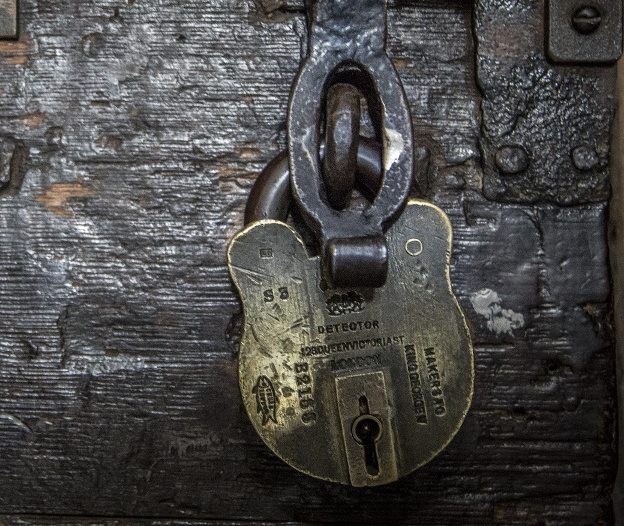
[245,137,382,226]
[323,83,361,209]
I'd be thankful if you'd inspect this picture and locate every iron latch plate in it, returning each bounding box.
[548,0,623,63]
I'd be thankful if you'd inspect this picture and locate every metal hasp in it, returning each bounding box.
[288,0,413,288]
[548,0,623,63]
[0,0,17,39]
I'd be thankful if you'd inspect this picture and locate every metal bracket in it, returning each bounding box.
[287,0,414,288]
[548,0,623,63]
[0,0,17,39]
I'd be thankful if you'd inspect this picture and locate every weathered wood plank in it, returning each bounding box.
[0,519,299,526]
[0,0,617,524]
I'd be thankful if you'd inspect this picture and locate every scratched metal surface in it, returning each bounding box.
[0,0,617,524]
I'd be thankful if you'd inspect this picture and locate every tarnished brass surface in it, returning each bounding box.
[228,200,474,486]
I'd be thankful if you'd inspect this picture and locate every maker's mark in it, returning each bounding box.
[253,375,278,425]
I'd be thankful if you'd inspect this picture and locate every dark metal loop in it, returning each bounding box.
[245,137,382,226]
[244,137,431,227]
[244,150,290,226]
[288,0,414,287]
[322,83,361,209]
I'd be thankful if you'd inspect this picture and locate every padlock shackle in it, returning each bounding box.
[245,137,382,226]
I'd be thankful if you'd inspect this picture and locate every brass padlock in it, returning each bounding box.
[229,200,473,486]
[228,0,473,486]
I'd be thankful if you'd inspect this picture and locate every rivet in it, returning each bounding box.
[572,6,602,35]
[405,238,423,257]
[495,146,529,175]
[571,145,599,171]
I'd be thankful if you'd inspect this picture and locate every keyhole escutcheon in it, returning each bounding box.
[351,396,383,476]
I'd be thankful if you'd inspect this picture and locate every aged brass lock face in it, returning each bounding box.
[228,0,473,486]
[228,200,473,486]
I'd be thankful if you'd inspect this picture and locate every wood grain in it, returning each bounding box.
[0,0,617,524]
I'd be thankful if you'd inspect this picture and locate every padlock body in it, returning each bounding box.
[228,199,474,486]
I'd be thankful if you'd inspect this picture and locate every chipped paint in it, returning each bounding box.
[0,35,33,65]
[36,182,96,218]
[1,55,26,65]
[383,127,404,171]
[0,37,31,54]
[470,288,525,336]
[20,112,46,129]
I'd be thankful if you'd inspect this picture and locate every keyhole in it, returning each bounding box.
[352,396,383,476]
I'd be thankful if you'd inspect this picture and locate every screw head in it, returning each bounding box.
[572,6,602,35]
[495,145,529,175]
